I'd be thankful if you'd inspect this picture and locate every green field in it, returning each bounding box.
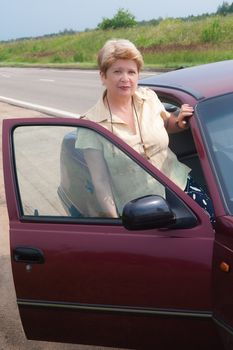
[1,15,233,69]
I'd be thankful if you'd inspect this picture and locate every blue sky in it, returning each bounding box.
[0,0,226,41]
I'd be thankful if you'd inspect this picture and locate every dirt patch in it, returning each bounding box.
[139,42,232,53]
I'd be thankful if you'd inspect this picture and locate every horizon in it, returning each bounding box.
[0,0,227,42]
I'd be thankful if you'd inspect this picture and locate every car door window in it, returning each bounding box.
[13,125,165,219]
[196,92,233,213]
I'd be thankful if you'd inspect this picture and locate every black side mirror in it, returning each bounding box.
[122,195,175,230]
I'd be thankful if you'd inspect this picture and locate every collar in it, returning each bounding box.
[134,87,150,104]
[85,87,149,123]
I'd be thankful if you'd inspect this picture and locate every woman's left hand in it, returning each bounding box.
[177,104,194,129]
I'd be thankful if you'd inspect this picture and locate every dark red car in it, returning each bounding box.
[3,60,233,350]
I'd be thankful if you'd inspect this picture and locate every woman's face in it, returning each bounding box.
[100,59,139,99]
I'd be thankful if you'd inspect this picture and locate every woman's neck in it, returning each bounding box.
[105,93,136,132]
[105,92,132,110]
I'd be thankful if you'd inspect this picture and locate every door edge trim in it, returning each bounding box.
[17,298,212,319]
[213,316,233,336]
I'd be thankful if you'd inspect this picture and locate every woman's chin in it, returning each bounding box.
[118,88,133,97]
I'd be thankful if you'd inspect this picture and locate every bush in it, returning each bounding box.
[98,8,137,30]
[73,52,85,62]
[51,54,63,63]
[201,19,222,42]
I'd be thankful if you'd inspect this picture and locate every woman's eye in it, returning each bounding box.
[112,69,137,75]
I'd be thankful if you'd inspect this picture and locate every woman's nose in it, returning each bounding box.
[120,72,129,81]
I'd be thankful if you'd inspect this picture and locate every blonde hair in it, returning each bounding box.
[98,39,144,74]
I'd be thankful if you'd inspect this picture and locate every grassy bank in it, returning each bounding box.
[1,15,233,69]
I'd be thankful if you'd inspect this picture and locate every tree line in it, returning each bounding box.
[217,1,233,15]
[97,2,233,30]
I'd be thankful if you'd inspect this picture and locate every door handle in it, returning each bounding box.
[13,247,45,264]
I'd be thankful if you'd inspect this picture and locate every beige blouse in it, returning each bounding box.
[77,87,190,191]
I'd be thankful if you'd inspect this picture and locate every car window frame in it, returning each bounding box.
[5,117,206,226]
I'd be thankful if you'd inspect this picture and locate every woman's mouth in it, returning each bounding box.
[119,86,130,90]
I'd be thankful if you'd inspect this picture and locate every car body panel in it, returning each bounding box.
[140,60,233,100]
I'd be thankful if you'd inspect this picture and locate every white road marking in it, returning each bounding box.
[39,79,55,82]
[0,96,80,118]
[0,73,11,78]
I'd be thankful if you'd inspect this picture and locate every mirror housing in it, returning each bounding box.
[122,195,175,230]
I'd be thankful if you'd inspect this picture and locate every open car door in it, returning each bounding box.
[2,117,222,349]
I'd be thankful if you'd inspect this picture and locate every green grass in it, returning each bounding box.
[1,15,233,69]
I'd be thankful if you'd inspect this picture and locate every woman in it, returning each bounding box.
[76,39,214,221]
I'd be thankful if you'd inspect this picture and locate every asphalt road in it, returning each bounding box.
[0,67,155,116]
[0,68,102,115]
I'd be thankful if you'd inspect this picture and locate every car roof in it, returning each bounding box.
[139,60,233,100]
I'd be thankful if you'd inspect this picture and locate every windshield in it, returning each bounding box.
[196,92,233,214]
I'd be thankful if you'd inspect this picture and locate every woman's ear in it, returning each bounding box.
[100,71,106,85]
